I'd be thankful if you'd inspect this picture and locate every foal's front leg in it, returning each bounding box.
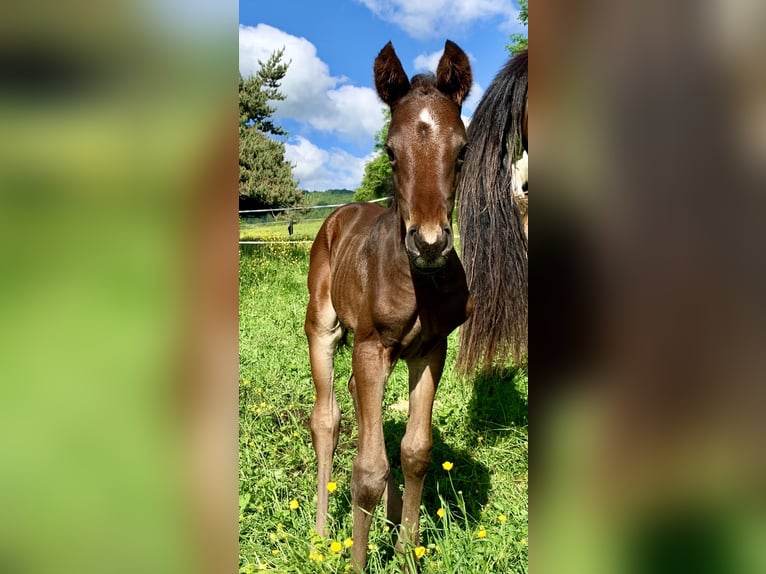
[398,341,447,562]
[349,340,393,572]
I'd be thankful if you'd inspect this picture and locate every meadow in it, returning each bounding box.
[239,236,528,573]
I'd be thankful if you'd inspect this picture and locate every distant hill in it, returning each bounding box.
[302,189,355,207]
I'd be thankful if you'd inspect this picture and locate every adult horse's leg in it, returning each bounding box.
[305,262,342,538]
[349,340,392,572]
[397,341,446,562]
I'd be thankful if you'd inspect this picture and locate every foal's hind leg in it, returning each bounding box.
[305,272,342,538]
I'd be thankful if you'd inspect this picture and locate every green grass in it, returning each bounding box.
[239,243,528,573]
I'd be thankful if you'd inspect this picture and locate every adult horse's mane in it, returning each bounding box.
[456,49,528,373]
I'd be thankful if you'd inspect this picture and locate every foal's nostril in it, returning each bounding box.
[405,225,421,257]
[440,226,454,256]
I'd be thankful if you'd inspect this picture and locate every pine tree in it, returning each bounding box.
[239,49,301,210]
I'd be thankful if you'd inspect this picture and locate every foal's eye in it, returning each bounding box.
[456,144,468,170]
[385,145,396,163]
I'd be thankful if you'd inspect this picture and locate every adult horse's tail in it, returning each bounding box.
[456,50,528,373]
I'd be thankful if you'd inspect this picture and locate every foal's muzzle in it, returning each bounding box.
[405,224,453,270]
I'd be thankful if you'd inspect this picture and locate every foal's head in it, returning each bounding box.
[374,41,472,270]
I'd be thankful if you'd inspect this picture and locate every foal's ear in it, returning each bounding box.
[436,40,472,107]
[374,41,411,108]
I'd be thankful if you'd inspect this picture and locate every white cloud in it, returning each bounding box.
[413,49,444,73]
[316,85,385,141]
[239,24,386,144]
[285,136,376,191]
[462,81,485,117]
[357,0,520,39]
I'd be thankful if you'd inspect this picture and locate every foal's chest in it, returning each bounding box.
[372,266,471,350]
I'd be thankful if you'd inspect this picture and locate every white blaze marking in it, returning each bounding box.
[418,107,437,129]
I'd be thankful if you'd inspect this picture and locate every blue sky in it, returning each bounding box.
[239,0,526,191]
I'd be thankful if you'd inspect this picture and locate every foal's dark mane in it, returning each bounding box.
[397,73,457,106]
[410,73,435,85]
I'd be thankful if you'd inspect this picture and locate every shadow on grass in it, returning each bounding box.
[383,421,491,524]
[324,421,493,566]
[468,365,528,439]
[326,365,527,527]
[325,420,492,564]
[311,366,527,567]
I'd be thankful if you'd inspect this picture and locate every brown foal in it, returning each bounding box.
[304,40,473,571]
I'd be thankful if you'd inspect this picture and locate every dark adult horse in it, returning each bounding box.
[456,49,529,374]
[305,41,473,571]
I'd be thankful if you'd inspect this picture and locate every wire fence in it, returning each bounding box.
[239,196,392,245]
[239,196,390,214]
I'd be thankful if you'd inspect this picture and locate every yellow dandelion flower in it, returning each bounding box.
[330,541,342,553]
[414,546,426,559]
[308,550,325,562]
[383,525,390,532]
[289,499,299,510]
[368,543,378,552]
[442,461,454,472]
[259,565,267,571]
[260,401,266,408]
[343,538,354,548]
[242,380,250,386]
[269,533,278,543]
[248,441,255,447]
[477,435,483,442]
[271,549,280,556]
[327,481,337,493]
[436,508,445,519]
[497,514,507,522]
[477,528,487,539]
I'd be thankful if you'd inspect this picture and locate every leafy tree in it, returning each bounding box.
[506,0,528,56]
[239,49,301,210]
[354,110,393,202]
